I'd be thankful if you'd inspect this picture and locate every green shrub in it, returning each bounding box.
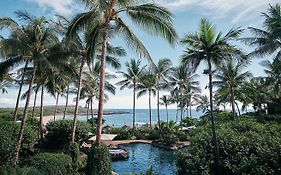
[0,119,37,165]
[182,117,198,127]
[0,166,43,175]
[177,118,281,175]
[85,145,112,175]
[30,152,73,175]
[44,120,91,149]
[112,128,133,140]
[63,142,80,170]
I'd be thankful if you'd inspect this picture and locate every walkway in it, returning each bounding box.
[103,140,152,147]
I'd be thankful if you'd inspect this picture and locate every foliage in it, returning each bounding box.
[182,117,199,127]
[30,153,74,175]
[177,117,281,175]
[63,142,80,170]
[0,119,37,165]
[0,166,43,175]
[44,120,91,149]
[85,145,112,175]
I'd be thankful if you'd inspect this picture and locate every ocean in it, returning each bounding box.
[74,109,204,127]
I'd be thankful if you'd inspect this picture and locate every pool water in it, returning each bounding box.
[112,143,177,175]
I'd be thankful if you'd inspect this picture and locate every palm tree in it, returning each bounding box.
[181,18,243,173]
[0,72,12,94]
[136,71,156,128]
[117,59,146,132]
[242,4,281,61]
[58,15,125,144]
[169,65,200,127]
[80,62,116,123]
[242,77,270,112]
[0,15,31,122]
[159,95,172,123]
[66,1,177,146]
[153,58,173,128]
[195,95,210,114]
[214,60,252,119]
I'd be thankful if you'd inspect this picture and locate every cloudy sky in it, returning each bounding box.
[0,0,279,109]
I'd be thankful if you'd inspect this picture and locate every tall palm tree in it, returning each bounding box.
[66,0,177,146]
[153,58,173,128]
[181,18,243,173]
[136,71,156,128]
[116,59,146,132]
[59,15,125,143]
[214,60,252,119]
[242,4,281,61]
[0,15,31,122]
[159,95,172,123]
[80,62,116,123]
[169,65,200,127]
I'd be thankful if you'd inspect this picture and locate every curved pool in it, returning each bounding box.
[112,143,177,175]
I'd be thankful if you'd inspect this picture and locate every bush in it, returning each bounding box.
[0,119,37,165]
[44,120,91,149]
[30,152,74,175]
[85,145,112,175]
[177,118,281,175]
[182,117,198,127]
[0,166,43,175]
[63,143,80,170]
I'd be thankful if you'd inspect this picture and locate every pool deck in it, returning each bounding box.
[104,140,153,146]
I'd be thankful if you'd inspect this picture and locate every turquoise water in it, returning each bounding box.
[74,109,203,127]
[112,143,177,175]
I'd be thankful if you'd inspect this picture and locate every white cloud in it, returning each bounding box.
[154,0,278,23]
[25,0,76,15]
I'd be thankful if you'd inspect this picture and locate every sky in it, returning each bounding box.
[0,0,279,109]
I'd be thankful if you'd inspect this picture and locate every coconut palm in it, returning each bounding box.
[0,14,32,122]
[0,73,12,94]
[181,18,243,172]
[159,95,172,123]
[0,12,61,165]
[195,95,210,114]
[169,65,200,127]
[57,15,126,143]
[214,60,252,119]
[66,0,177,146]
[116,59,146,132]
[242,77,270,112]
[242,4,281,61]
[136,70,157,128]
[153,58,173,128]
[80,62,116,123]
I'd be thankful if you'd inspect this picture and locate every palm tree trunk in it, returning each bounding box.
[149,90,152,128]
[133,82,136,133]
[166,104,168,123]
[230,89,236,120]
[86,102,89,121]
[13,61,28,121]
[63,85,70,119]
[189,105,192,118]
[71,57,86,143]
[176,103,179,123]
[32,89,38,118]
[53,92,59,121]
[235,101,241,116]
[39,85,44,140]
[208,60,220,174]
[157,81,161,129]
[91,98,94,127]
[14,64,37,166]
[96,24,109,146]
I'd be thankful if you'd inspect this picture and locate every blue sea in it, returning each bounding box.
[75,109,204,127]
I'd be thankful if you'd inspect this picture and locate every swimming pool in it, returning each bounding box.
[112,143,177,175]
